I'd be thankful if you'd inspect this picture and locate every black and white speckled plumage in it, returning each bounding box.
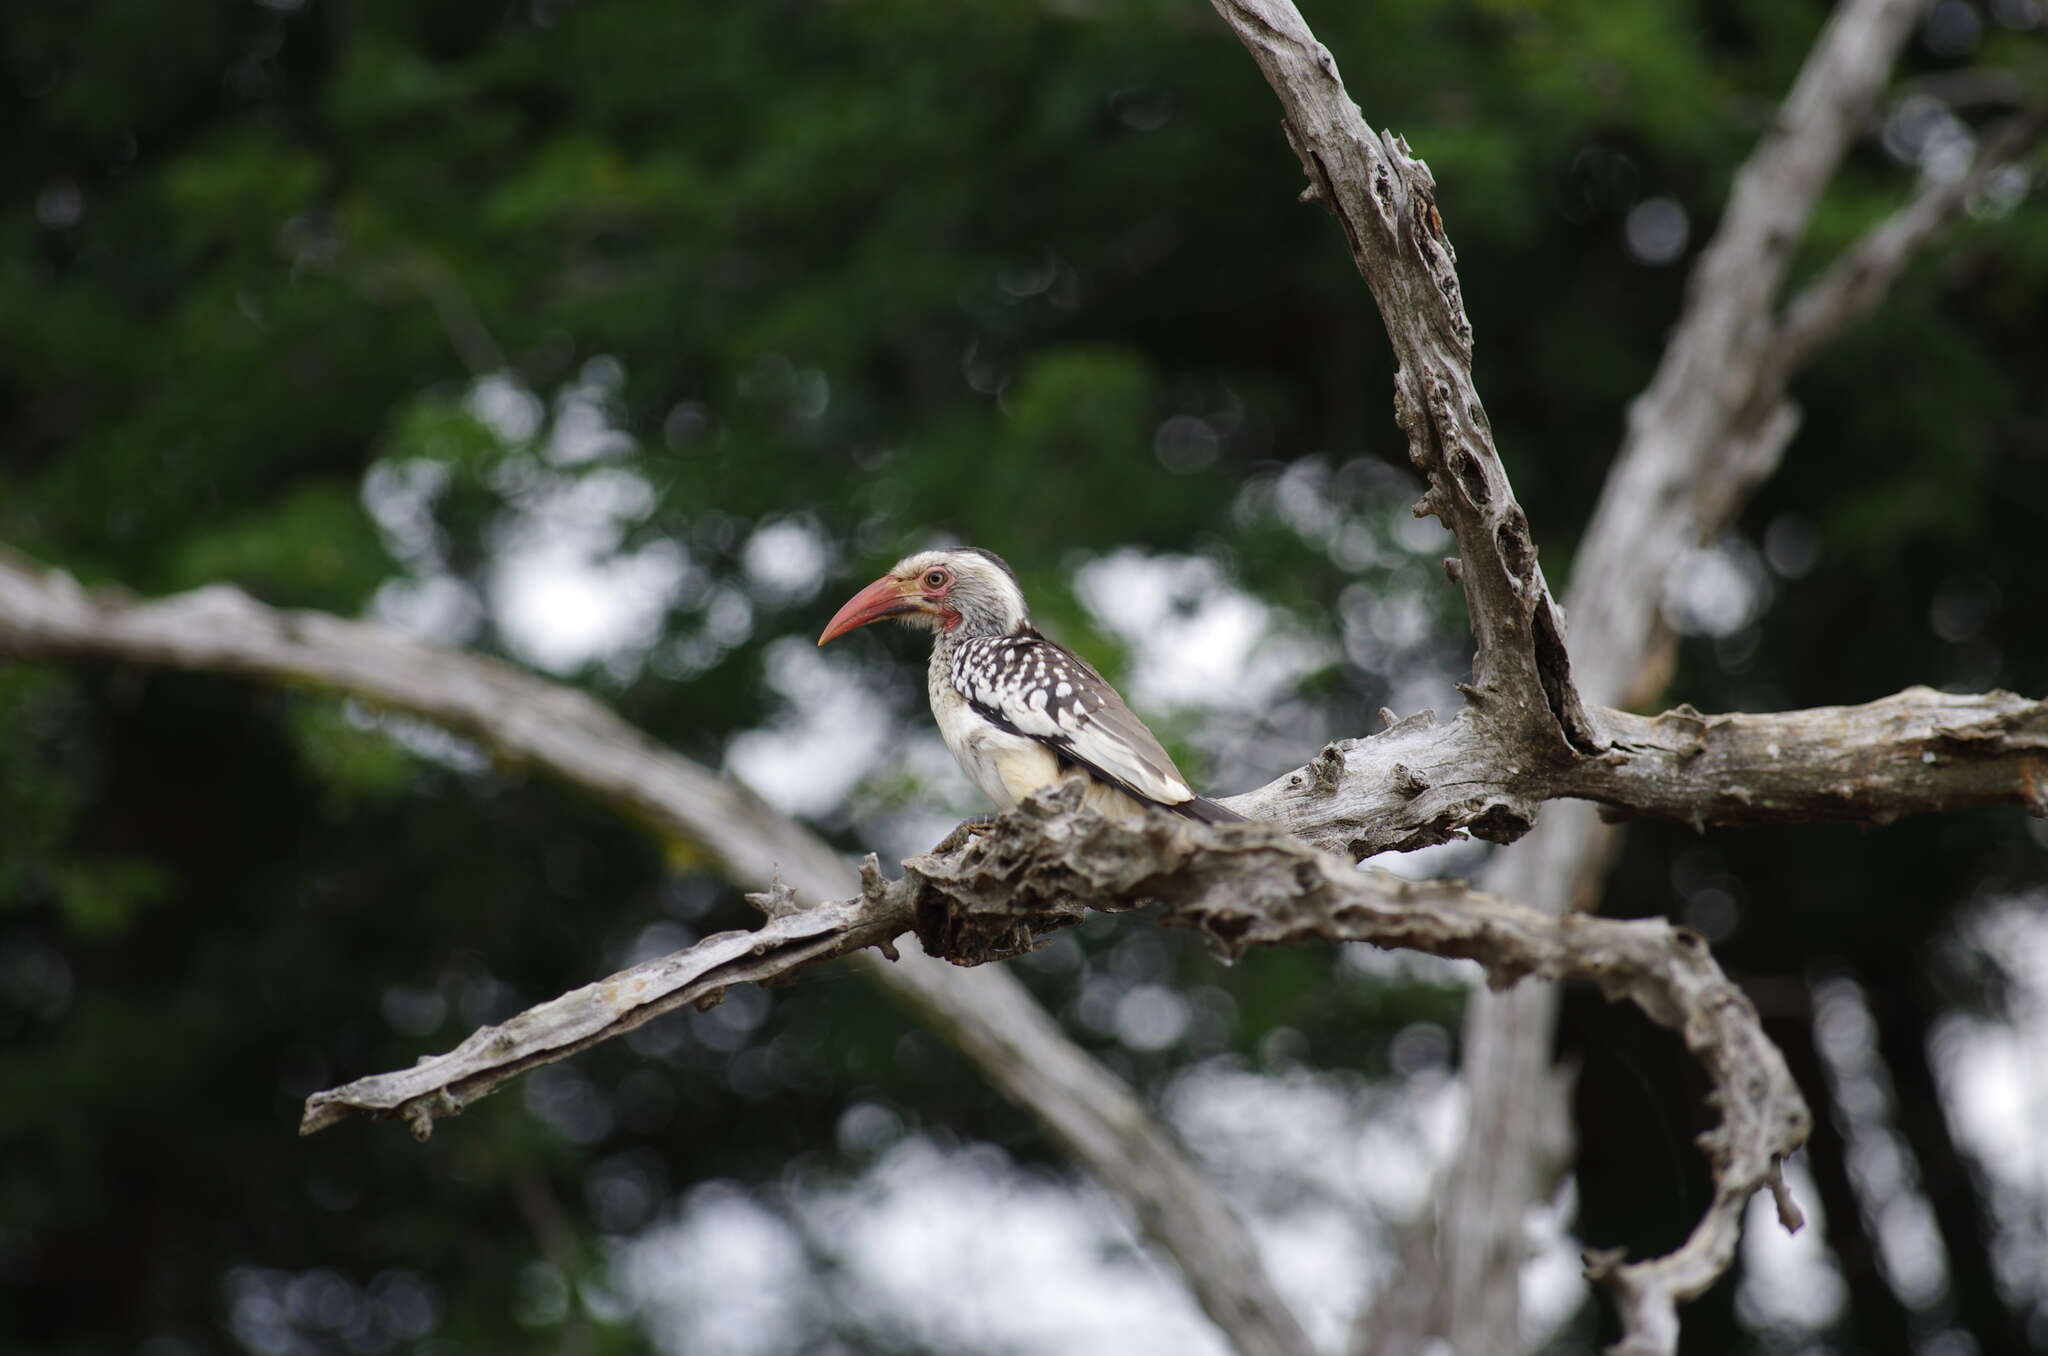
[868,547,1242,824]
[947,630,1203,812]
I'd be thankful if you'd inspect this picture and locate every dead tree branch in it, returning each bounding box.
[301,880,913,1137]
[3,4,2027,1352]
[8,545,2038,884]
[1772,100,2048,375]
[299,779,1815,1356]
[1201,1,2033,1353]
[1412,0,1972,1348]
[912,784,1810,1356]
[1229,688,2048,855]
[1209,0,1601,760]
[1582,692,2048,826]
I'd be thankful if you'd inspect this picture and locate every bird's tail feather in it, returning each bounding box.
[1176,795,1246,824]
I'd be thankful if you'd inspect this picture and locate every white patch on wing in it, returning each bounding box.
[948,634,1196,808]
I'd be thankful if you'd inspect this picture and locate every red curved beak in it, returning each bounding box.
[818,574,920,645]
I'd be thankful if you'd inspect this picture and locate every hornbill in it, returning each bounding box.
[818,547,1243,824]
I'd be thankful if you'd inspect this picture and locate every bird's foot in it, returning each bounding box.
[933,814,999,854]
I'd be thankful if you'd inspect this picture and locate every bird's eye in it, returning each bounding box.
[923,569,948,589]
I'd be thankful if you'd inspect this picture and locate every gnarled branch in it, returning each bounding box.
[9,546,2038,900]
[1210,0,1600,759]
[1407,0,1987,1347]
[12,548,2037,1356]
[23,544,2008,1356]
[1227,688,2048,862]
[1200,2,2039,1353]
[6,5,2028,1352]
[301,878,912,1137]
[300,780,1814,1356]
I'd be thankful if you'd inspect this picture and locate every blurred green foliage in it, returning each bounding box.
[4,1,2045,1353]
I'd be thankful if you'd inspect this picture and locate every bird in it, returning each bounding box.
[817,546,1244,825]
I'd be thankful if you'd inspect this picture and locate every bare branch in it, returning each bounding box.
[5,10,2025,1340]
[293,778,1814,1356]
[1428,0,1941,1339]
[1420,2,1934,1348]
[1773,101,2048,374]
[9,6,2012,1355]
[1576,0,1935,705]
[1581,689,2048,827]
[1200,2,2026,1352]
[876,787,1812,1356]
[0,544,1317,1356]
[15,541,2032,885]
[0,546,851,895]
[12,549,2035,1356]
[1226,688,2048,857]
[302,878,915,1137]
[1210,0,1601,758]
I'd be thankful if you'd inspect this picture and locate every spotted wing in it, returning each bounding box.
[948,631,1199,811]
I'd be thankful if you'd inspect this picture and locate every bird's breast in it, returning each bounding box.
[929,645,1059,809]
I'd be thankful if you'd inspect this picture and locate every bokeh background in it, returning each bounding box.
[5,1,2047,1353]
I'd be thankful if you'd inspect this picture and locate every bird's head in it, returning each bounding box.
[817,547,1028,645]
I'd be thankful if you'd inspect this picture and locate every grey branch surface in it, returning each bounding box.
[1228,689,2048,857]
[911,784,1810,1356]
[7,540,2041,1356]
[300,885,914,1137]
[9,549,2045,1356]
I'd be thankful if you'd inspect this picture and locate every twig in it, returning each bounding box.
[1773,101,2048,374]
[301,886,915,1137]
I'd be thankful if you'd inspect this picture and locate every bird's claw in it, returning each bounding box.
[933,814,998,854]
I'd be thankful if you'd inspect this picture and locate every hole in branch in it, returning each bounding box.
[1450,448,1491,507]
[1533,604,1603,755]
[1496,513,1536,583]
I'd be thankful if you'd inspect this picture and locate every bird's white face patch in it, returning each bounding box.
[886,548,1028,637]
